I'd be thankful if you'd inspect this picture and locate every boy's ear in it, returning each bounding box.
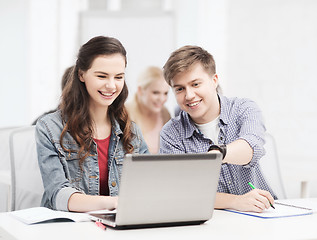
[78,69,85,82]
[212,74,219,88]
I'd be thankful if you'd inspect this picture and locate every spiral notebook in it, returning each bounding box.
[224,201,313,219]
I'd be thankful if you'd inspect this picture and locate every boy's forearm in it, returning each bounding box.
[223,139,253,165]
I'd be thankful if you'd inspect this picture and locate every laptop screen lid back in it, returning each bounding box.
[115,152,222,228]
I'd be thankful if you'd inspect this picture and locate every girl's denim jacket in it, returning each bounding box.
[35,110,149,211]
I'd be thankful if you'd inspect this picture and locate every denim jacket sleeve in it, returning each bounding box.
[36,116,149,211]
[35,117,82,211]
[132,122,149,154]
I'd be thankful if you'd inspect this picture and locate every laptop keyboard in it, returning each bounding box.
[103,213,116,222]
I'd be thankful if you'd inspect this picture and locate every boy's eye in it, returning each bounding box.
[98,75,106,78]
[115,76,124,80]
[193,82,200,87]
[175,87,184,93]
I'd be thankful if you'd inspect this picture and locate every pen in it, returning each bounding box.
[95,221,107,230]
[248,182,275,209]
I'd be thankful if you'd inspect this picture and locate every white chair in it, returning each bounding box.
[10,126,44,211]
[0,126,18,212]
[259,133,287,199]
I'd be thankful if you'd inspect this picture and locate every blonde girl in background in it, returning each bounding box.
[126,66,170,153]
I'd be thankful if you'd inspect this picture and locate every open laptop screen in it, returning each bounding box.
[112,152,222,228]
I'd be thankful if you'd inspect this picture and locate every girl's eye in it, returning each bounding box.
[193,82,200,87]
[115,76,123,80]
[98,75,106,79]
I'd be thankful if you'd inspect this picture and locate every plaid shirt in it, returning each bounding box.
[160,94,277,199]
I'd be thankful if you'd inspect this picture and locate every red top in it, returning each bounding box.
[94,136,110,196]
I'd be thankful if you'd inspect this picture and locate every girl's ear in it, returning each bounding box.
[78,69,85,82]
[137,86,143,95]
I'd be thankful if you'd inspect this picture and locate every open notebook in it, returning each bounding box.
[10,207,91,224]
[224,201,313,219]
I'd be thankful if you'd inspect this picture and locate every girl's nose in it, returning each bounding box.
[106,78,115,89]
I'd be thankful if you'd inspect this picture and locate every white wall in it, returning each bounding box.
[225,0,317,198]
[0,0,87,126]
[28,0,88,123]
[1,0,317,198]
[0,0,29,126]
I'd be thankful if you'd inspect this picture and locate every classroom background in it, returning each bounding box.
[1,0,317,199]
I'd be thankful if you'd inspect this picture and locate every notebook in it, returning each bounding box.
[224,201,313,219]
[90,152,222,229]
[10,207,90,224]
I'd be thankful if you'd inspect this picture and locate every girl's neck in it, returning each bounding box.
[90,104,108,122]
[89,104,111,139]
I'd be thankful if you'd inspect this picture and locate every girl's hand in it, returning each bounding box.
[104,196,118,210]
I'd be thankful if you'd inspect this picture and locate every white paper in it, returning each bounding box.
[10,207,90,224]
[225,200,313,219]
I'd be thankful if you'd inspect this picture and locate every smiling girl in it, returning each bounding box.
[126,66,170,153]
[35,36,149,212]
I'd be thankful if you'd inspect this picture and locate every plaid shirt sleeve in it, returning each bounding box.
[159,118,185,154]
[235,99,266,167]
[217,96,276,198]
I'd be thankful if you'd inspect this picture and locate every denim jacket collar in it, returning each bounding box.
[111,119,123,137]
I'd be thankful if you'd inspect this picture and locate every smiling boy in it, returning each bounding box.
[160,45,276,212]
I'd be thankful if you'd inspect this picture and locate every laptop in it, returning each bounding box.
[90,152,222,229]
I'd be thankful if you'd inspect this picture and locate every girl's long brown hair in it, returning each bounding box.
[59,36,134,166]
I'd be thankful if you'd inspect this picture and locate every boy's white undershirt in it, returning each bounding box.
[195,116,220,145]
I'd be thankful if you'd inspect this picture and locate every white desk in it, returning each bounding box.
[1,199,317,240]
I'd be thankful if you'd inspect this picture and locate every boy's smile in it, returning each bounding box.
[171,63,220,124]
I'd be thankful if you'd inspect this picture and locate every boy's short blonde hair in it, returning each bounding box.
[163,45,216,86]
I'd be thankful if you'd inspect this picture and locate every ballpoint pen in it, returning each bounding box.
[248,182,275,209]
